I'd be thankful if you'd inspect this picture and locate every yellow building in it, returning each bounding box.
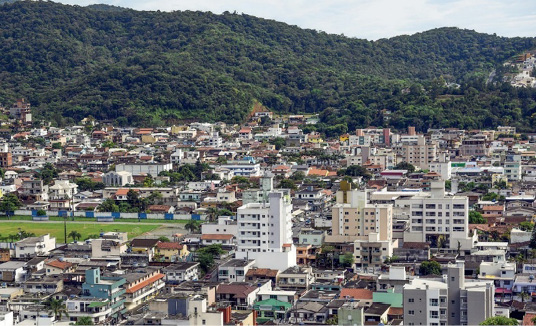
[155,242,189,262]
[141,134,157,144]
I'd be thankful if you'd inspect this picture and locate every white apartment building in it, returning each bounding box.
[428,152,451,181]
[235,192,296,271]
[15,234,56,258]
[218,259,255,282]
[400,181,476,250]
[48,180,78,200]
[102,171,133,187]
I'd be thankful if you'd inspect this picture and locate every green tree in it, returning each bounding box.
[216,156,228,164]
[0,193,22,219]
[520,221,534,232]
[97,199,119,212]
[290,171,305,181]
[36,209,47,217]
[419,260,441,276]
[269,137,286,150]
[394,162,416,173]
[338,165,371,180]
[341,252,354,267]
[469,211,486,224]
[197,244,225,257]
[158,236,170,242]
[45,298,69,320]
[185,220,201,234]
[278,179,297,190]
[479,316,518,325]
[38,163,59,185]
[75,316,94,325]
[68,230,81,242]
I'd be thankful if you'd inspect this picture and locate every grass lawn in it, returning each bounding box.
[0,221,161,241]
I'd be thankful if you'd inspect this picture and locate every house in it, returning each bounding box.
[254,298,292,323]
[288,301,329,324]
[23,275,63,294]
[277,266,315,291]
[201,234,235,246]
[45,259,75,276]
[154,242,189,262]
[130,238,160,260]
[0,261,26,283]
[124,268,165,311]
[91,239,127,258]
[216,282,269,309]
[14,234,56,258]
[218,259,255,282]
[163,262,200,283]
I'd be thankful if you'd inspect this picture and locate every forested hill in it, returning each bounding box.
[1,1,536,131]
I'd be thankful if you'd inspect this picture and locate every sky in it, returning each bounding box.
[56,0,536,40]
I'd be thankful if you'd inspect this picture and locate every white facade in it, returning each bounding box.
[15,234,56,258]
[235,192,296,271]
[102,171,133,187]
[115,162,172,177]
[201,217,238,238]
[400,181,475,250]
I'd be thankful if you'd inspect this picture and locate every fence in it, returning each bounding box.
[12,210,207,221]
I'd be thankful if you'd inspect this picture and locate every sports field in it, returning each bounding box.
[0,221,161,241]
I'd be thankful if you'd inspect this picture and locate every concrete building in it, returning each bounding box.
[82,268,126,318]
[397,135,438,170]
[235,192,296,271]
[115,162,172,177]
[330,181,393,243]
[400,181,476,250]
[403,262,494,326]
[102,171,134,186]
[354,232,395,271]
[218,259,255,282]
[15,234,56,258]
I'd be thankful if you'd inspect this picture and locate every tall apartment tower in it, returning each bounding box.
[331,181,393,242]
[235,192,296,271]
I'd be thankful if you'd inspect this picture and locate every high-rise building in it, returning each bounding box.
[403,262,494,326]
[235,192,296,271]
[330,181,393,243]
[399,180,476,250]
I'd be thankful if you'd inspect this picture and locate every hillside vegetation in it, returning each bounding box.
[1,1,536,131]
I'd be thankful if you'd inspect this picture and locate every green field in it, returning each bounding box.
[0,221,161,241]
[0,216,190,224]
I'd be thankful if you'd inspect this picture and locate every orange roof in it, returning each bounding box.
[483,206,504,211]
[201,234,234,240]
[282,243,292,248]
[115,188,138,196]
[308,168,329,177]
[340,288,373,300]
[388,307,404,315]
[126,273,164,294]
[46,260,73,270]
[156,242,183,250]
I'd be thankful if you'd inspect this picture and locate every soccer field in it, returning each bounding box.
[0,221,161,242]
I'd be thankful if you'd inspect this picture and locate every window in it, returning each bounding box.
[408,298,414,303]
[408,310,415,315]
[430,311,439,319]
[430,299,438,306]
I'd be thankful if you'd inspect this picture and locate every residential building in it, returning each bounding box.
[163,262,200,283]
[15,234,56,258]
[82,268,126,318]
[123,268,165,311]
[218,259,255,282]
[235,192,296,270]
[403,262,494,326]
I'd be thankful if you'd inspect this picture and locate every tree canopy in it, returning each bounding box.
[0,1,535,131]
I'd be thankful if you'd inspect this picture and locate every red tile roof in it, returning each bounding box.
[340,288,373,300]
[46,259,73,270]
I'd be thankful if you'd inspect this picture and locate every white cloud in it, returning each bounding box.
[55,0,536,40]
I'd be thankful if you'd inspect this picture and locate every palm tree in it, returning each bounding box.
[45,298,69,320]
[68,230,81,242]
[206,207,218,222]
[185,220,201,234]
[520,291,531,303]
[75,316,94,325]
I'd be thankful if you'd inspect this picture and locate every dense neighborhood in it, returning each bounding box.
[0,99,536,325]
